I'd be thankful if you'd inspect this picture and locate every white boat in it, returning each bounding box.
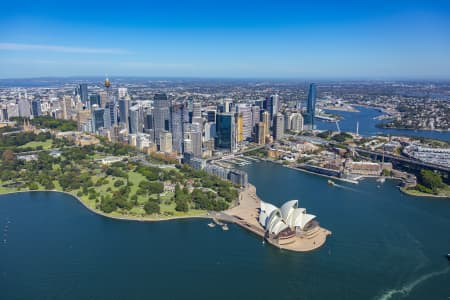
[377,177,386,183]
[222,224,229,231]
[208,223,216,228]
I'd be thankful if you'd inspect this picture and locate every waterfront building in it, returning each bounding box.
[153,93,171,145]
[159,131,173,153]
[304,83,316,129]
[215,113,235,152]
[228,169,248,187]
[273,113,284,140]
[259,200,317,236]
[31,99,42,117]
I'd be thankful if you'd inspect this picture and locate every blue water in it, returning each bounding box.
[316,106,450,141]
[1,162,450,300]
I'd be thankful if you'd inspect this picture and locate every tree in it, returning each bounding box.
[420,170,444,193]
[2,149,15,163]
[114,180,124,187]
[28,182,39,190]
[144,201,160,214]
[175,200,189,212]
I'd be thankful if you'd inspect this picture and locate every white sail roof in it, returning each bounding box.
[259,200,317,234]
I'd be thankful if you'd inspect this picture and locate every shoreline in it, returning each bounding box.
[249,158,450,199]
[0,189,213,223]
[399,187,450,199]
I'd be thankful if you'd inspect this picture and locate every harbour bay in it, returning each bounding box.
[1,161,449,299]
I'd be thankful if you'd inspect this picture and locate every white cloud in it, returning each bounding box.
[0,42,130,54]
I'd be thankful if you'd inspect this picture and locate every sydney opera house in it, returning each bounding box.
[259,200,318,243]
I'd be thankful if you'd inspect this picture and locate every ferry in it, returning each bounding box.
[327,180,336,186]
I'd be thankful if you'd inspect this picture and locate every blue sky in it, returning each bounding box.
[1,0,450,78]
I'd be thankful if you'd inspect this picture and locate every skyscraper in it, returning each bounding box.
[89,94,101,107]
[251,105,260,128]
[235,112,244,143]
[159,131,173,153]
[207,110,216,123]
[129,105,143,134]
[118,98,130,130]
[191,122,202,157]
[192,102,202,119]
[255,122,266,145]
[262,110,270,136]
[91,107,105,133]
[215,113,235,151]
[31,99,42,117]
[290,112,304,133]
[78,84,88,104]
[153,93,171,145]
[18,99,31,117]
[273,113,284,140]
[171,104,185,154]
[118,87,128,98]
[62,96,72,120]
[236,104,252,140]
[103,101,117,129]
[305,83,316,129]
[270,94,280,119]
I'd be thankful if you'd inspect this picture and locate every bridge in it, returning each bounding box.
[354,148,450,179]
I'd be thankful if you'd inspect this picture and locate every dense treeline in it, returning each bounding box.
[0,131,52,150]
[11,116,77,132]
[0,134,239,216]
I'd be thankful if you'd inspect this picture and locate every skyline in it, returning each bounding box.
[1,0,450,79]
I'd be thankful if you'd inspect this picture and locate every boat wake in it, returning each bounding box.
[375,267,450,300]
[333,184,362,193]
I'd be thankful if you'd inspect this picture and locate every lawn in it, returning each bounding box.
[18,139,54,150]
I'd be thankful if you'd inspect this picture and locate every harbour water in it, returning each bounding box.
[1,161,450,299]
[317,106,450,141]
